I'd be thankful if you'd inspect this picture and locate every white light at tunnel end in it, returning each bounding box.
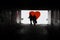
[20,10,51,25]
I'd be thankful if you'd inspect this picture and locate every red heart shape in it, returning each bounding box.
[29,11,41,20]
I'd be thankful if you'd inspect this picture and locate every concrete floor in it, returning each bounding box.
[0,24,60,40]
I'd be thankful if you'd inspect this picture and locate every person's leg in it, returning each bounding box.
[34,22,35,26]
[30,20,32,25]
[33,20,35,26]
[34,20,37,26]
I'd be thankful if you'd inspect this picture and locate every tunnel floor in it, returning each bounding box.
[0,24,60,40]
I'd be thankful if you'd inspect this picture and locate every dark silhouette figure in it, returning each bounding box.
[29,13,33,25]
[33,15,37,26]
[28,13,37,26]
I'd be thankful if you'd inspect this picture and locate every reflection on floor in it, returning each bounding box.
[0,24,60,40]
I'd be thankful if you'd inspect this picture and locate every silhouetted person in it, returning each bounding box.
[33,15,37,26]
[29,13,37,26]
[29,13,33,25]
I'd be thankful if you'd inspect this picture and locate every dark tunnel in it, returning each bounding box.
[0,9,60,40]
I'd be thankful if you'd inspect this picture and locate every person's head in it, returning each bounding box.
[34,15,36,17]
[30,13,32,16]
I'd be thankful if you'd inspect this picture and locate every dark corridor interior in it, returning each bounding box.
[0,8,60,40]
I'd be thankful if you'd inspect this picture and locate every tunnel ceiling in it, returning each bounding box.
[0,0,59,10]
